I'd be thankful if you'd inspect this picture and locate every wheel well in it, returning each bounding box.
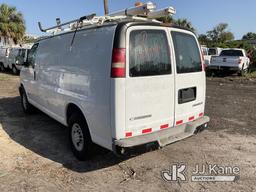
[66,103,85,124]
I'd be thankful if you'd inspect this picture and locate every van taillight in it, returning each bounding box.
[111,48,126,78]
[238,59,242,64]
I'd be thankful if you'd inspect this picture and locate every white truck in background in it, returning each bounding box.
[204,47,222,66]
[209,48,250,75]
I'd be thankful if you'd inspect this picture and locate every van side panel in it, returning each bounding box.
[36,26,117,150]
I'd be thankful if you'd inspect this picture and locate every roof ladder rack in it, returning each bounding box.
[38,13,96,33]
[37,2,176,35]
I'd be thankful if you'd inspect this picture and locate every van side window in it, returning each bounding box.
[172,32,202,73]
[27,44,39,67]
[129,30,171,77]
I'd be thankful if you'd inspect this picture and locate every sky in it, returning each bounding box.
[1,0,255,39]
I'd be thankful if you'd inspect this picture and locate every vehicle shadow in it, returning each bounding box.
[206,70,238,77]
[0,96,157,173]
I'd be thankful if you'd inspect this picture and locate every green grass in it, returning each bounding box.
[0,74,10,81]
[245,71,256,78]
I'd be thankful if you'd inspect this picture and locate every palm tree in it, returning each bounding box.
[0,3,25,45]
[103,0,109,15]
[174,19,196,33]
[157,16,174,23]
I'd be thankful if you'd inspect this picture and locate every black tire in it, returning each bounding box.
[68,113,94,161]
[12,65,19,75]
[20,86,35,114]
[0,63,4,72]
[239,64,248,77]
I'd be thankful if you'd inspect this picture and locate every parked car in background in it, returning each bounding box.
[0,47,10,71]
[7,48,30,75]
[204,47,222,66]
[20,16,209,160]
[209,48,250,75]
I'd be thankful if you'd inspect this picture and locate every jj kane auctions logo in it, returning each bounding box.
[161,163,240,182]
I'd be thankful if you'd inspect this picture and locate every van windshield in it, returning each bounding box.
[172,32,202,73]
[129,30,171,77]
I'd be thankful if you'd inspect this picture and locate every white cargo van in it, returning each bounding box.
[0,47,10,71]
[7,48,30,74]
[19,10,209,160]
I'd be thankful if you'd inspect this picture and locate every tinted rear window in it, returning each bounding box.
[172,32,202,73]
[129,30,171,77]
[220,50,243,57]
[208,48,217,55]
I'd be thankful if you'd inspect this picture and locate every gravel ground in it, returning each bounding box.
[0,72,255,192]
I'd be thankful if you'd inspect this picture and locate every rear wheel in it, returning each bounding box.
[239,64,248,76]
[0,63,4,72]
[12,65,18,75]
[20,87,35,114]
[68,113,94,161]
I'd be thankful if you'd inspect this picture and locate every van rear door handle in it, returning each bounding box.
[178,87,197,104]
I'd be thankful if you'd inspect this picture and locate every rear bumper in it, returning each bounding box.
[114,116,210,149]
[207,65,240,71]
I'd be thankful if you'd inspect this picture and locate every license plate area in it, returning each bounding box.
[178,87,196,104]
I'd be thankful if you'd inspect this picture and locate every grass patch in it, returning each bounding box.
[0,74,10,81]
[245,71,256,78]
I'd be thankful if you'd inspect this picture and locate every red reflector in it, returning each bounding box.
[189,116,195,121]
[142,128,152,134]
[160,124,169,129]
[176,120,183,125]
[125,132,132,137]
[111,48,126,78]
[199,113,204,117]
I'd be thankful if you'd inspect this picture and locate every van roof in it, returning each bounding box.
[35,19,194,44]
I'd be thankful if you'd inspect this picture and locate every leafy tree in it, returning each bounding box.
[242,32,256,40]
[22,35,37,44]
[157,16,174,24]
[0,3,26,44]
[174,18,196,33]
[198,34,210,46]
[206,23,234,44]
[157,16,196,33]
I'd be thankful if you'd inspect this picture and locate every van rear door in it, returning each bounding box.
[170,29,205,126]
[124,26,175,138]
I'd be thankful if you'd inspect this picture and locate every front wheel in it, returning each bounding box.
[12,65,19,75]
[68,113,94,161]
[20,87,35,114]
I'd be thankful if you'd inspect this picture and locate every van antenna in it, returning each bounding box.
[70,14,96,50]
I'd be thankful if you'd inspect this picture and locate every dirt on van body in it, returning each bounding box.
[0,72,255,192]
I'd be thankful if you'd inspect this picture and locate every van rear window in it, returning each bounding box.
[129,30,171,77]
[172,32,202,73]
